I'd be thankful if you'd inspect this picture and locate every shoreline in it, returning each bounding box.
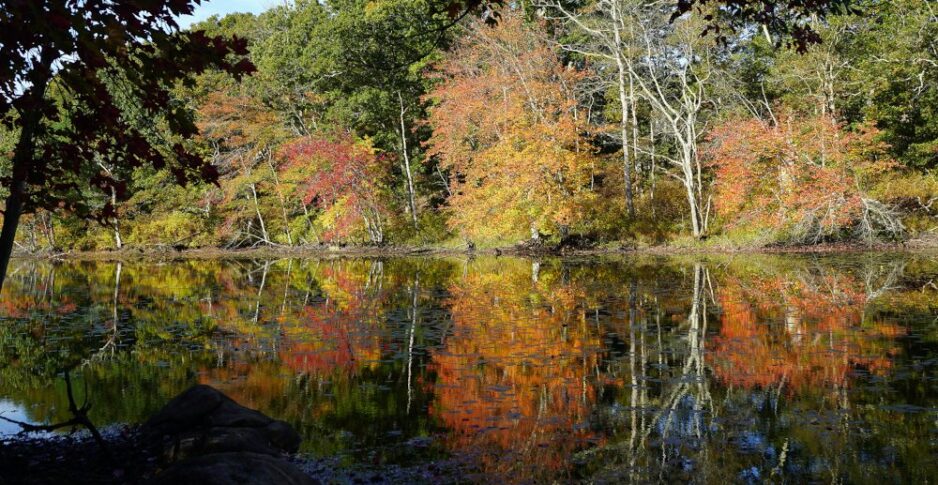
[11,236,938,261]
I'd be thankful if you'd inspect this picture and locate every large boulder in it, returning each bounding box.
[148,452,317,485]
[143,386,313,485]
[143,385,301,461]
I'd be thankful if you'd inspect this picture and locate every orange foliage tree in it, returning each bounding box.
[706,111,903,243]
[197,92,292,245]
[425,12,596,244]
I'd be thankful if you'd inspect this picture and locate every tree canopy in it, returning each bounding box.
[1,0,936,266]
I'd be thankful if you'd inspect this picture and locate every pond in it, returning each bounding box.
[0,253,936,483]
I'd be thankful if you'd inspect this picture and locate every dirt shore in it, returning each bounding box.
[10,235,938,261]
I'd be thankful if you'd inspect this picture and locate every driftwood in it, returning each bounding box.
[0,370,109,456]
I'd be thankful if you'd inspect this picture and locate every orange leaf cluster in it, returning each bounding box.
[706,111,896,239]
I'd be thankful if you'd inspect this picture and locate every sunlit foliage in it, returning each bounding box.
[5,0,937,253]
[707,111,902,243]
[426,12,597,243]
[279,134,392,243]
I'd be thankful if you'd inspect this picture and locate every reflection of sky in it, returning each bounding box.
[177,0,280,29]
[0,400,43,436]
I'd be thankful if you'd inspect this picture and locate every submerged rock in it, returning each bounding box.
[143,384,301,461]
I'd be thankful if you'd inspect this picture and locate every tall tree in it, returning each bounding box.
[623,4,718,239]
[196,92,291,246]
[539,0,642,217]
[426,12,596,243]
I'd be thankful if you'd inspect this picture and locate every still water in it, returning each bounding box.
[0,254,936,482]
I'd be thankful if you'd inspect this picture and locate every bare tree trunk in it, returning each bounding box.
[630,73,641,194]
[649,118,657,184]
[624,14,708,239]
[111,186,122,250]
[435,165,452,197]
[369,208,385,244]
[398,92,419,229]
[684,177,702,238]
[614,55,635,216]
[681,137,703,238]
[40,211,56,250]
[250,183,270,244]
[363,213,376,243]
[266,152,293,246]
[608,0,635,216]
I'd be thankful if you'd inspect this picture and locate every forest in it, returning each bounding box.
[2,3,937,481]
[2,0,937,254]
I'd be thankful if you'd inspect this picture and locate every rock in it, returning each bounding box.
[143,385,301,461]
[145,385,225,433]
[144,386,313,484]
[147,452,317,485]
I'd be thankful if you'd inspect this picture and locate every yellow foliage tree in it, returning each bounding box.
[425,12,597,244]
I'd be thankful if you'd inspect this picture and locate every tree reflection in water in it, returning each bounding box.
[0,255,935,482]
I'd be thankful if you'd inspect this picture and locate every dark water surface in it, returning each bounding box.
[1,254,936,483]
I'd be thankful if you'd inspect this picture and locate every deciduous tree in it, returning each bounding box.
[0,0,254,289]
[426,12,596,243]
[279,133,391,244]
[707,110,903,242]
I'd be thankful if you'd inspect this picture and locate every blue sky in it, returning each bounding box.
[177,0,281,28]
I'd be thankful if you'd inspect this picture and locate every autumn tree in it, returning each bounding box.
[0,1,253,289]
[196,92,293,246]
[706,110,903,243]
[425,12,597,244]
[279,133,391,244]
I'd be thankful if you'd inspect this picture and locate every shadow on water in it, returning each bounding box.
[0,253,936,482]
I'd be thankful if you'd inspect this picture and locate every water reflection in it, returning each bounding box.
[0,254,936,482]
